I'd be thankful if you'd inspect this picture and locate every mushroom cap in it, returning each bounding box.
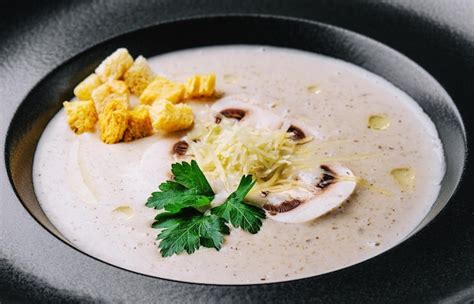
[264,164,356,223]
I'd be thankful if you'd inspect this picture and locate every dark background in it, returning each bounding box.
[1,0,473,303]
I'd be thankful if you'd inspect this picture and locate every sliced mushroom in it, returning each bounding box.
[287,125,306,140]
[219,108,247,121]
[211,95,284,130]
[262,164,356,223]
[172,140,189,156]
[284,121,322,142]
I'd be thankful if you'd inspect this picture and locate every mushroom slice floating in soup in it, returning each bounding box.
[262,164,356,223]
[211,95,284,130]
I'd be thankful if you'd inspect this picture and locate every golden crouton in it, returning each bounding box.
[99,100,129,144]
[185,75,201,98]
[92,81,129,113]
[123,106,154,142]
[74,74,102,100]
[95,48,134,82]
[139,76,185,105]
[199,74,216,96]
[104,98,128,112]
[91,83,111,112]
[63,100,98,134]
[149,100,194,133]
[108,80,129,95]
[124,56,154,96]
[185,74,216,98]
[103,93,129,110]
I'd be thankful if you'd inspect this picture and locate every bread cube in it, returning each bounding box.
[199,74,216,97]
[108,80,129,95]
[63,100,98,134]
[99,99,129,144]
[104,93,129,110]
[74,73,102,100]
[95,48,134,82]
[92,81,129,113]
[149,100,194,133]
[91,83,111,111]
[185,75,201,98]
[123,105,154,142]
[185,74,216,98]
[139,76,185,105]
[124,56,154,96]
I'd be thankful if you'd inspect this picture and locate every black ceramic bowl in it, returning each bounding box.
[1,1,473,303]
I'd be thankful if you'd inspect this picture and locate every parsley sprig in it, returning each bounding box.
[146,160,266,257]
[211,175,265,234]
[146,161,215,213]
[152,208,229,257]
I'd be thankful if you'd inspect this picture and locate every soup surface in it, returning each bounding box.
[33,45,444,284]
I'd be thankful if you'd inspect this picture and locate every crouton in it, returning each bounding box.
[91,83,111,112]
[103,93,129,110]
[74,73,102,100]
[63,100,98,134]
[149,100,194,133]
[99,99,129,144]
[95,48,134,82]
[123,105,154,142]
[124,56,154,96]
[139,76,185,105]
[92,81,129,113]
[108,80,129,95]
[199,74,216,97]
[185,75,201,98]
[185,74,216,98]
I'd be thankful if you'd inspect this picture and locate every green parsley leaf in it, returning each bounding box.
[146,160,215,213]
[211,175,266,234]
[171,160,214,196]
[146,161,267,257]
[152,208,229,257]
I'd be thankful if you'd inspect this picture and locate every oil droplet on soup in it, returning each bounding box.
[112,205,134,219]
[306,84,321,94]
[368,114,390,130]
[390,167,416,190]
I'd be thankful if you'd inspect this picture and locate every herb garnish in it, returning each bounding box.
[152,208,229,257]
[146,161,215,213]
[211,175,265,234]
[146,160,266,257]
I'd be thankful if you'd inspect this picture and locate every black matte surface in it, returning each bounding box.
[1,1,473,303]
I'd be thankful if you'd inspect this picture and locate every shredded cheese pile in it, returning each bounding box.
[185,118,312,192]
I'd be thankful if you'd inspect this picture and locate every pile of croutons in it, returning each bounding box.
[63,48,216,144]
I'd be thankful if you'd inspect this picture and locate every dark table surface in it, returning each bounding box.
[1,0,473,303]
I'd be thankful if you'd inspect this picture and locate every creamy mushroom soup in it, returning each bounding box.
[33,45,445,284]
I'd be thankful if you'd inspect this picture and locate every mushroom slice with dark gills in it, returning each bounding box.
[172,140,189,156]
[261,164,356,223]
[211,95,284,130]
[284,121,322,144]
[287,125,306,140]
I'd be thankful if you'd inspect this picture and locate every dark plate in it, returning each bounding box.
[1,1,473,303]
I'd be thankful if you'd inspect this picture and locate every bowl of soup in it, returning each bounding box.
[2,13,468,302]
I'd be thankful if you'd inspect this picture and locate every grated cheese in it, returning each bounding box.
[185,118,313,192]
